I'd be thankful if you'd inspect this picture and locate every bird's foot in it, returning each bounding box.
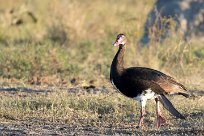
[136,125,142,129]
[156,115,166,128]
[137,116,144,129]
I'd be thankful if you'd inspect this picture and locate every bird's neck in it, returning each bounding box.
[111,45,125,78]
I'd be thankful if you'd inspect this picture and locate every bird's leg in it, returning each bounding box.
[137,100,146,128]
[155,98,166,128]
[137,107,145,128]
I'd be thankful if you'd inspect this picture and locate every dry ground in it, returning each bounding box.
[0,84,203,136]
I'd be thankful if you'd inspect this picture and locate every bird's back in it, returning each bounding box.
[119,67,190,97]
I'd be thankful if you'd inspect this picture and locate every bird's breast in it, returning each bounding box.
[111,79,127,97]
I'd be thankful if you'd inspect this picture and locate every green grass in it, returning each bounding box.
[0,0,203,83]
[0,42,80,80]
[0,0,203,88]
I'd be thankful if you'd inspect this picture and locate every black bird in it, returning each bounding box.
[110,34,192,128]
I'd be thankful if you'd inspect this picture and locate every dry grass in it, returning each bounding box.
[0,86,203,135]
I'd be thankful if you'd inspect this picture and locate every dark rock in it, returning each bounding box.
[140,0,204,45]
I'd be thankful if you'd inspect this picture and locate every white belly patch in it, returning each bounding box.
[134,88,157,102]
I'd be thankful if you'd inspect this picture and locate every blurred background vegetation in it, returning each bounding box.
[0,0,203,90]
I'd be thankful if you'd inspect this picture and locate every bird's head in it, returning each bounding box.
[113,34,127,46]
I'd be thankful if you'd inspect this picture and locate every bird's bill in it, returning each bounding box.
[113,40,120,46]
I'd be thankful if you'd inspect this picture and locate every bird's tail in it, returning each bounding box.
[158,94,185,119]
[177,91,195,98]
